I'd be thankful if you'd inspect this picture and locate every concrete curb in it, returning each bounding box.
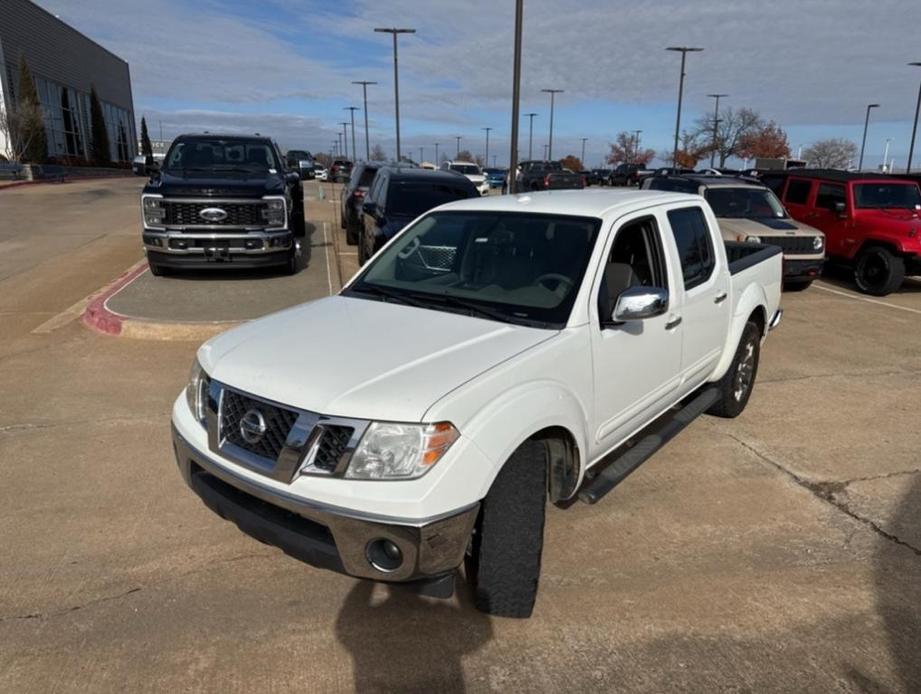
[80,261,240,341]
[0,172,133,192]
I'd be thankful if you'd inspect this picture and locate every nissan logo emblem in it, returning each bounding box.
[199,207,228,222]
[239,408,267,444]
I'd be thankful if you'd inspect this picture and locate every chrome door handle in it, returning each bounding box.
[714,291,728,304]
[665,315,682,330]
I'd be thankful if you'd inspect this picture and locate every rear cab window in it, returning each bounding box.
[666,207,716,290]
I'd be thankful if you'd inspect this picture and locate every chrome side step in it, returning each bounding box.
[578,387,720,504]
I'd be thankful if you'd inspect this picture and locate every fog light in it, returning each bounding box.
[366,538,403,573]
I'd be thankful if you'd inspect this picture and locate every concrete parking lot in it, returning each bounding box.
[1,179,920,692]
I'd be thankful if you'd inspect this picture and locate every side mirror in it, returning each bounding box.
[145,158,160,176]
[833,201,847,217]
[362,201,378,215]
[285,171,300,184]
[612,286,669,323]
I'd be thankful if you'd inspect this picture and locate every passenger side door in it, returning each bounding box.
[589,213,683,455]
[662,205,731,396]
[780,177,814,223]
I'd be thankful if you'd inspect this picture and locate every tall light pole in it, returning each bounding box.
[907,63,921,173]
[351,81,377,161]
[336,133,342,158]
[482,127,492,168]
[859,103,879,171]
[339,122,349,160]
[419,145,424,163]
[455,135,462,157]
[633,129,642,165]
[666,46,704,168]
[580,137,588,166]
[345,107,359,162]
[883,138,892,172]
[508,0,524,193]
[434,142,440,164]
[541,88,563,160]
[524,113,538,161]
[543,143,549,160]
[374,27,416,162]
[707,93,728,168]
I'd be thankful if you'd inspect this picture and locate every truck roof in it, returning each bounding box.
[763,168,898,183]
[436,189,701,218]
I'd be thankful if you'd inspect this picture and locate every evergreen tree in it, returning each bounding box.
[89,86,111,165]
[140,116,153,157]
[17,57,47,163]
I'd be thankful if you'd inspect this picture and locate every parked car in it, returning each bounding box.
[358,167,478,264]
[440,160,490,196]
[340,162,381,245]
[330,158,353,183]
[608,163,653,187]
[140,133,305,276]
[644,174,825,290]
[484,167,507,189]
[516,160,584,191]
[761,169,921,295]
[314,165,329,182]
[588,168,610,186]
[285,149,315,180]
[171,189,782,617]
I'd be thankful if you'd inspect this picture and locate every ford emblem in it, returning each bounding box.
[199,207,228,222]
[239,408,267,444]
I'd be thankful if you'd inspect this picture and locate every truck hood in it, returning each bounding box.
[199,295,556,422]
[464,174,486,184]
[146,170,286,198]
[718,216,819,238]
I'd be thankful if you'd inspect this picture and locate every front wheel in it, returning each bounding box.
[465,440,547,618]
[707,320,761,419]
[148,260,167,277]
[854,245,904,296]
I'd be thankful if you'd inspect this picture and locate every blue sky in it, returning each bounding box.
[35,0,921,169]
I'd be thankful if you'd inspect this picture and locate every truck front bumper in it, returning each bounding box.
[783,258,824,280]
[172,425,479,595]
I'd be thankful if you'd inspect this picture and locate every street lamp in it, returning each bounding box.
[508,0,524,193]
[859,103,880,171]
[707,93,728,168]
[374,27,416,162]
[339,122,349,161]
[345,107,359,162]
[524,113,538,161]
[907,63,921,173]
[633,130,642,165]
[434,142,440,164]
[541,88,563,160]
[482,127,492,168]
[543,143,549,160]
[666,46,704,168]
[419,145,424,163]
[336,133,342,158]
[455,135,462,157]
[351,81,377,161]
[580,137,588,166]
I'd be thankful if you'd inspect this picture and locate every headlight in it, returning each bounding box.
[813,235,824,251]
[142,195,164,227]
[261,197,286,228]
[744,235,762,244]
[345,421,459,480]
[185,359,207,423]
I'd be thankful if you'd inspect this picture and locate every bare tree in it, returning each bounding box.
[369,144,387,161]
[607,131,655,166]
[0,100,45,163]
[456,149,474,163]
[693,107,763,167]
[659,131,707,168]
[802,138,858,169]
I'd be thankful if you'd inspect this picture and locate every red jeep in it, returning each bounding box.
[761,169,921,295]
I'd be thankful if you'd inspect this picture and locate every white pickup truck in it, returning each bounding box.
[171,189,782,618]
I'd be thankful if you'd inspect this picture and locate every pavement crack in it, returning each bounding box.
[726,433,921,558]
[840,469,921,485]
[1,587,142,623]
[0,413,170,436]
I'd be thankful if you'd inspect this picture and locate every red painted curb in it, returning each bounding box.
[81,262,148,336]
[0,172,133,192]
[0,180,41,191]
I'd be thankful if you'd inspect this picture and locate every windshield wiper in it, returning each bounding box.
[349,283,430,309]
[420,293,552,328]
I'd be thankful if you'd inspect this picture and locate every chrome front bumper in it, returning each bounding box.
[142,229,292,255]
[172,425,479,589]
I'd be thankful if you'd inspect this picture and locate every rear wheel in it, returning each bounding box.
[465,440,547,618]
[854,245,904,296]
[707,321,761,419]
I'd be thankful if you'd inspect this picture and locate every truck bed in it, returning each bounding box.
[725,241,782,275]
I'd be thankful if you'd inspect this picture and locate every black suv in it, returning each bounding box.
[358,167,478,264]
[341,162,381,245]
[285,149,315,180]
[141,134,305,275]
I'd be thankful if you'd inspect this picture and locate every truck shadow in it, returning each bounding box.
[335,578,493,693]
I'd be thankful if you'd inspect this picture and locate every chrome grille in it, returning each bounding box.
[312,425,355,472]
[220,389,298,461]
[759,236,819,255]
[163,200,266,227]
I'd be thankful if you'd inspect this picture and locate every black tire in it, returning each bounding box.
[783,279,813,292]
[148,260,167,277]
[346,219,359,246]
[357,228,368,265]
[853,245,905,296]
[707,320,761,419]
[282,245,299,275]
[465,440,547,618]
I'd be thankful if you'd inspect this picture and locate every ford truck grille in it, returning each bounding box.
[759,236,818,255]
[163,200,266,227]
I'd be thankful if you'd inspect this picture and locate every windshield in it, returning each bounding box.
[854,183,921,209]
[287,150,311,162]
[164,139,279,173]
[349,211,601,328]
[387,182,473,217]
[705,187,787,219]
[451,163,480,175]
